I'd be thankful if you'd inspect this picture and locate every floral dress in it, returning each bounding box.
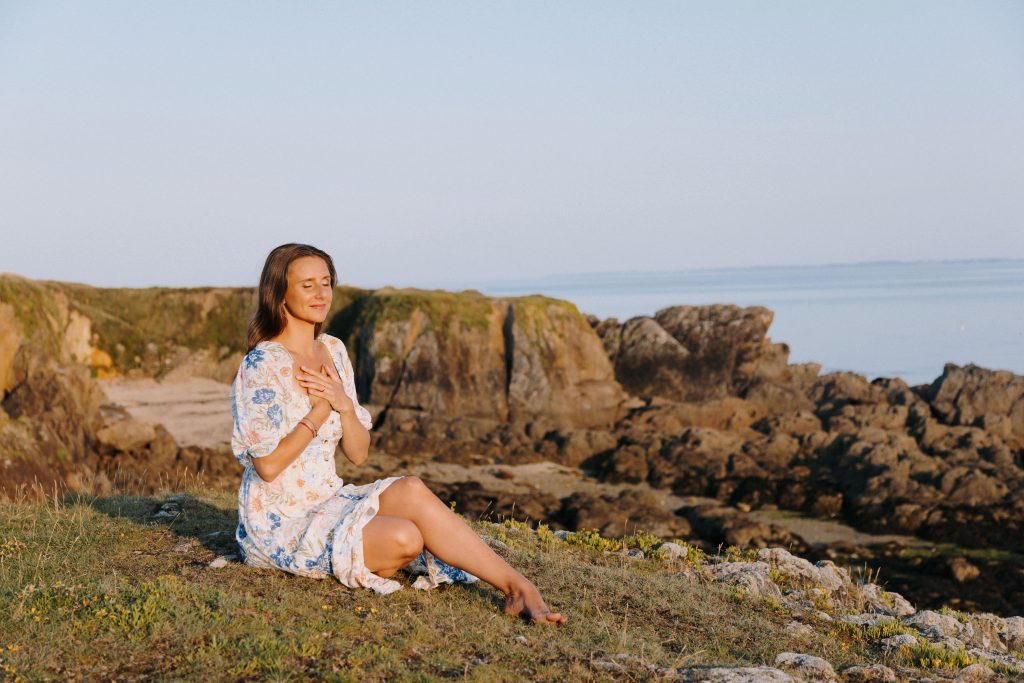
[230,331,478,594]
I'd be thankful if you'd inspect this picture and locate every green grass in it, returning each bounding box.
[0,484,904,682]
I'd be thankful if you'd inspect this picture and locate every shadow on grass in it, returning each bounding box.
[59,490,240,558]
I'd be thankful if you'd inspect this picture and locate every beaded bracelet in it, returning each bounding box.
[297,417,318,438]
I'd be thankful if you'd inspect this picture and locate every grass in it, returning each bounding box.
[0,483,905,682]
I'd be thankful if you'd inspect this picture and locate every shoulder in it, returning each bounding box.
[241,342,289,374]
[318,333,349,355]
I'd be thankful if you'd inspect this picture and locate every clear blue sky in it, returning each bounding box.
[1,1,1022,289]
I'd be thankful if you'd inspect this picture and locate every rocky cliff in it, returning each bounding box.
[2,273,1023,616]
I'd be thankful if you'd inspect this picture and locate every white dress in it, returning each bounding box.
[230,331,478,593]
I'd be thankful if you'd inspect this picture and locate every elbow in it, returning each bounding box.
[253,460,280,484]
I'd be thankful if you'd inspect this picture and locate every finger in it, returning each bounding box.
[323,362,341,381]
[300,365,328,379]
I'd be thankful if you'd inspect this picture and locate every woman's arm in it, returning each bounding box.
[338,409,371,466]
[252,399,332,483]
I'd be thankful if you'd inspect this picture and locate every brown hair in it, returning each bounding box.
[246,243,338,352]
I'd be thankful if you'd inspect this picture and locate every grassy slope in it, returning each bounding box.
[0,483,948,683]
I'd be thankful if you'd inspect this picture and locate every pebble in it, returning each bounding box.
[659,542,689,560]
[773,652,837,681]
[207,554,236,569]
[838,663,897,682]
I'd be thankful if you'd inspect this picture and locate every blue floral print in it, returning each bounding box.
[267,404,282,429]
[244,348,264,369]
[230,332,478,594]
[252,387,276,404]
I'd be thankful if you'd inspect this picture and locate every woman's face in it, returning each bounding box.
[282,256,333,324]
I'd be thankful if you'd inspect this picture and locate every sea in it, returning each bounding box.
[420,259,1024,387]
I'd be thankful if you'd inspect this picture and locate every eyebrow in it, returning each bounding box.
[298,276,331,283]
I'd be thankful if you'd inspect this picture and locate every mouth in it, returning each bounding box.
[311,304,326,310]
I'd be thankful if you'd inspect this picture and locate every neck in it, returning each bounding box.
[271,321,319,356]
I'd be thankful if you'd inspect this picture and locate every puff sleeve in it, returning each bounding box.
[335,340,373,432]
[230,346,291,469]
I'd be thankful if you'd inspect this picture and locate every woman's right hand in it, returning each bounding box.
[308,391,331,411]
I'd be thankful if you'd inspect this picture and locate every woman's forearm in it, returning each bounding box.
[252,401,332,483]
[338,410,371,466]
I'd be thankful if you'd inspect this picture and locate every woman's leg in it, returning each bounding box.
[373,475,566,624]
[361,514,424,578]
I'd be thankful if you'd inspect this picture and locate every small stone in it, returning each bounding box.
[712,561,783,600]
[554,530,570,540]
[625,548,645,559]
[954,663,996,682]
[660,542,689,560]
[838,663,897,682]
[947,557,981,583]
[592,660,625,673]
[514,635,528,645]
[173,541,196,553]
[208,555,235,569]
[773,652,837,681]
[879,633,917,651]
[479,535,509,551]
[784,621,815,638]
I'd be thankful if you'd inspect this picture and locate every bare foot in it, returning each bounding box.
[504,579,567,625]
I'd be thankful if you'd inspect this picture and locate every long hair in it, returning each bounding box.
[246,243,338,352]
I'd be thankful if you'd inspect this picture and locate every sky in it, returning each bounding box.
[1,1,1022,290]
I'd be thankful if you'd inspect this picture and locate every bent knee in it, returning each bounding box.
[394,475,431,499]
[392,519,424,559]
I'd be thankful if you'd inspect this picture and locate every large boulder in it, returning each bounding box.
[351,289,628,430]
[923,363,1024,447]
[597,304,796,402]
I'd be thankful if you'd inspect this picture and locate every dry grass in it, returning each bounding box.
[0,483,929,681]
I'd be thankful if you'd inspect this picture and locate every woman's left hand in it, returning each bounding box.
[298,363,355,417]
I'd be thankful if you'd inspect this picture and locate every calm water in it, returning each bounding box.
[423,259,1024,386]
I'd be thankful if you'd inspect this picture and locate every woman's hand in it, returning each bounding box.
[298,363,355,417]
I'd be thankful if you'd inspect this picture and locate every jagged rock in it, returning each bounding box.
[603,304,795,403]
[903,610,971,641]
[860,583,915,617]
[711,561,783,600]
[682,503,806,551]
[554,489,692,540]
[953,663,997,682]
[358,290,627,429]
[964,614,1006,651]
[773,652,837,682]
[1000,616,1024,651]
[837,663,897,682]
[757,548,849,595]
[924,363,1024,446]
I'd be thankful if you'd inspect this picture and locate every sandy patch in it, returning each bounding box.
[98,376,232,449]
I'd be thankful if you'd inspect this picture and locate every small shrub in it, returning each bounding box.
[900,641,973,670]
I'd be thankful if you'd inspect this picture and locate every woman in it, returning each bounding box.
[231,243,565,624]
